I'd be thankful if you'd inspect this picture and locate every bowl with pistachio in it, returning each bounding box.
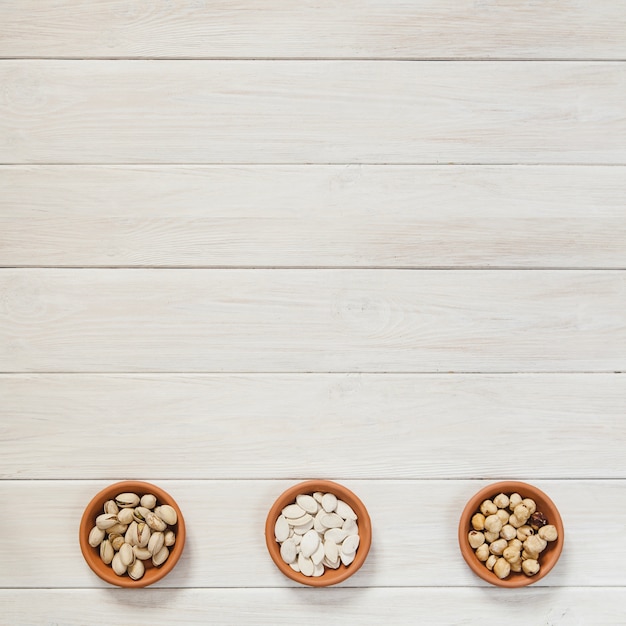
[458,481,564,587]
[79,481,185,587]
[265,480,372,587]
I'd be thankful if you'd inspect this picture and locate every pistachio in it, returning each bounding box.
[148,531,165,555]
[128,559,145,581]
[132,506,151,523]
[111,552,127,576]
[125,521,139,546]
[109,534,125,551]
[140,494,157,509]
[119,543,135,567]
[105,523,128,535]
[154,505,177,526]
[100,539,114,565]
[133,546,153,561]
[88,526,106,547]
[103,500,119,515]
[115,492,140,508]
[117,508,135,525]
[152,546,170,567]
[96,513,119,530]
[164,530,176,547]
[145,512,167,532]
[137,522,151,548]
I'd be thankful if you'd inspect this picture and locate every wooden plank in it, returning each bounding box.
[0,479,622,587]
[1,374,624,479]
[2,165,626,268]
[0,269,626,372]
[2,61,625,164]
[1,1,626,59]
[3,588,626,625]
[1,269,624,373]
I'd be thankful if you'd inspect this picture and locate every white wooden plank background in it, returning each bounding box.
[2,0,626,623]
[2,165,626,268]
[2,61,625,164]
[1,1,625,59]
[2,374,624,480]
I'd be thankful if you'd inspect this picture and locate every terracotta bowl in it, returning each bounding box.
[458,481,564,587]
[265,480,372,586]
[79,480,186,587]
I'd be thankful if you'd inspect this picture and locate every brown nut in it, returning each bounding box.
[529,511,548,530]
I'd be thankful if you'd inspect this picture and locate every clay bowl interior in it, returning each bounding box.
[79,480,186,587]
[458,481,564,587]
[265,480,372,586]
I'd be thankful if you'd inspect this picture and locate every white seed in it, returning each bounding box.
[280,539,297,564]
[288,513,313,527]
[289,561,301,573]
[320,513,343,529]
[335,500,357,521]
[324,540,339,563]
[300,530,320,558]
[342,519,358,535]
[296,494,319,514]
[340,551,355,566]
[282,504,306,519]
[323,556,341,569]
[312,562,325,577]
[298,553,315,576]
[321,493,337,513]
[325,528,348,544]
[342,534,360,555]
[293,519,315,534]
[274,515,290,542]
[313,492,324,503]
[311,541,326,565]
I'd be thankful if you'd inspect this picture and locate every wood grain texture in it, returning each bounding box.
[2,269,625,373]
[1,1,626,59]
[2,374,624,479]
[2,61,626,164]
[4,588,626,625]
[1,479,623,587]
[3,165,626,268]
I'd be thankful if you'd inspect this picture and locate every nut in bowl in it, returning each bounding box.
[265,480,372,586]
[79,481,185,587]
[458,481,564,587]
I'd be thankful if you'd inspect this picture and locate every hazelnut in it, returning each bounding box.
[508,493,522,511]
[522,498,537,515]
[524,535,547,555]
[484,515,503,534]
[538,525,558,542]
[522,559,540,576]
[508,514,525,529]
[471,513,486,531]
[510,560,522,573]
[495,509,510,525]
[516,525,534,542]
[502,546,521,564]
[513,504,530,524]
[494,557,511,579]
[484,530,500,543]
[480,500,498,516]
[489,538,508,556]
[493,493,510,509]
[522,548,539,561]
[468,531,485,549]
[485,554,497,571]
[507,538,522,552]
[499,524,517,541]
[529,511,548,530]
[475,543,490,562]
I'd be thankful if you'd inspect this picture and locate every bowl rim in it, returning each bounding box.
[79,480,186,588]
[458,480,564,588]
[265,479,372,587]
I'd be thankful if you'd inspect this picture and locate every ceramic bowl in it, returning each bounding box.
[265,480,372,586]
[458,480,564,587]
[79,480,185,587]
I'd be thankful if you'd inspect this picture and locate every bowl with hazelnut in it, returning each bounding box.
[79,480,186,588]
[265,480,372,587]
[458,481,564,587]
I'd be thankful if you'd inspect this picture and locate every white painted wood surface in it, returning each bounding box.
[2,61,626,164]
[2,1,625,623]
[2,165,626,268]
[1,1,625,59]
[2,269,624,372]
[1,374,625,479]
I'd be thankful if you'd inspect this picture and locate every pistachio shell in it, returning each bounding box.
[119,543,135,567]
[137,522,151,548]
[103,500,119,515]
[109,534,125,551]
[140,494,157,509]
[164,530,176,547]
[145,512,167,532]
[117,508,135,525]
[95,513,119,530]
[125,521,139,546]
[115,492,140,508]
[88,526,105,547]
[128,559,145,580]
[152,546,169,567]
[154,505,177,526]
[111,552,127,576]
[106,523,128,535]
[148,531,165,555]
[133,546,153,561]
[100,539,114,565]
[132,506,151,523]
